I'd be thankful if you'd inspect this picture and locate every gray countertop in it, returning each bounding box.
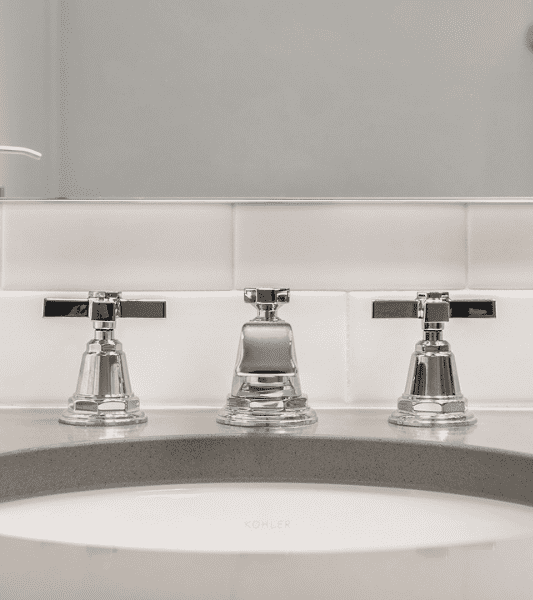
[1,407,533,506]
[1,407,533,454]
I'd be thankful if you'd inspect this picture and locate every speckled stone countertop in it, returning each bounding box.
[1,407,533,505]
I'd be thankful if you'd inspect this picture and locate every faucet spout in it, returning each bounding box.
[0,146,42,160]
[217,288,317,427]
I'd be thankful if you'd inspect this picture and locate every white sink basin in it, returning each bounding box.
[1,482,533,599]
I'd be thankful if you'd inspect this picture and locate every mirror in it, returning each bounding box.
[1,1,532,199]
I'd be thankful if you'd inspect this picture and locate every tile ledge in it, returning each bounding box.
[2,197,533,204]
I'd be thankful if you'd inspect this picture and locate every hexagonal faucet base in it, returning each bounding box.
[59,397,147,427]
[388,407,477,428]
[217,396,317,428]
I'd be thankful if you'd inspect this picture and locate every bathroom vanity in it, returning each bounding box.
[0,407,532,599]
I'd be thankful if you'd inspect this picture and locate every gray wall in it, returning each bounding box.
[2,1,533,197]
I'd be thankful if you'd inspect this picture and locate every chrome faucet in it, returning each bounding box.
[373,292,496,428]
[217,288,317,427]
[43,292,166,427]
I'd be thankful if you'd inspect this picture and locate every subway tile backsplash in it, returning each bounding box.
[3,203,233,291]
[468,204,533,289]
[0,200,531,410]
[235,203,467,291]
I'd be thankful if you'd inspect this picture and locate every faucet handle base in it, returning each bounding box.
[59,394,147,427]
[389,400,477,428]
[217,395,317,428]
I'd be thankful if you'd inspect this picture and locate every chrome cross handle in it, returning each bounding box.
[373,292,496,325]
[372,291,496,428]
[43,291,166,325]
[43,291,166,427]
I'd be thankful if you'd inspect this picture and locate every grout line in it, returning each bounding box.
[2,404,532,412]
[1,289,532,297]
[0,289,532,297]
[344,292,351,406]
[1,204,5,290]
[465,203,470,289]
[2,197,533,203]
[231,203,236,290]
[0,404,399,411]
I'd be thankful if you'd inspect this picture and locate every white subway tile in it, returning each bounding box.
[119,292,245,407]
[0,291,347,408]
[122,291,347,407]
[0,292,90,406]
[2,288,529,410]
[0,291,245,408]
[3,203,232,291]
[278,292,347,407]
[449,292,533,408]
[349,291,416,408]
[468,205,533,289]
[235,204,466,290]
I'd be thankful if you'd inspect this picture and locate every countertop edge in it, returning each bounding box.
[1,432,532,508]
